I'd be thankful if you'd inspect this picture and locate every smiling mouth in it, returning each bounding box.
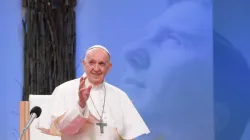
[123,78,146,89]
[91,73,101,76]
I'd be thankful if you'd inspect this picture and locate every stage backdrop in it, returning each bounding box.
[0,0,250,140]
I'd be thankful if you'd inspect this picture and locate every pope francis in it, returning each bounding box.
[36,45,150,140]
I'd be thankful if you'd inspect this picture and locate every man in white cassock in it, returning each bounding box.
[36,45,150,140]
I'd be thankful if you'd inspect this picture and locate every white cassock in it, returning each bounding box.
[36,76,150,140]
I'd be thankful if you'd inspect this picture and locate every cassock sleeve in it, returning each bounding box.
[118,91,150,139]
[36,87,66,132]
[36,86,90,135]
[56,101,90,135]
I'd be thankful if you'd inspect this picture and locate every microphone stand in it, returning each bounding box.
[19,113,37,140]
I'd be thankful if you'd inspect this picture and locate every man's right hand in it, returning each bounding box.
[78,76,92,108]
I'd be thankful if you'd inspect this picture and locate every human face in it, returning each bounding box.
[119,2,213,139]
[120,1,211,110]
[82,48,112,85]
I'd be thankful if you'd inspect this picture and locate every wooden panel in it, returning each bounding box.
[22,0,76,101]
[20,101,30,140]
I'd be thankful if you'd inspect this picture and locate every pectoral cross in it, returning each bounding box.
[96,119,107,133]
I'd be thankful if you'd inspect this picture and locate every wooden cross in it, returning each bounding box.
[96,119,107,133]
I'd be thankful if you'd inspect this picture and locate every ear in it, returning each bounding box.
[82,59,86,64]
[82,59,86,69]
[107,63,112,73]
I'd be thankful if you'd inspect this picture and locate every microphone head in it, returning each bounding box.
[30,106,42,118]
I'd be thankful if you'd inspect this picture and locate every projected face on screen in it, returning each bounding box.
[120,1,211,110]
[119,1,212,139]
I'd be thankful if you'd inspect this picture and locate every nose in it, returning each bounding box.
[124,47,151,70]
[93,63,100,71]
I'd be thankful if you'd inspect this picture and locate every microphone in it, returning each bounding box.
[19,106,42,140]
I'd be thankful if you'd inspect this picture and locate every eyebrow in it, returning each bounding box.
[87,59,109,64]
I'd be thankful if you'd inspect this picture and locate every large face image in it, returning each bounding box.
[119,1,212,112]
[118,1,213,140]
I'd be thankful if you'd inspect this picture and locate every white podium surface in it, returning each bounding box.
[29,95,60,140]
